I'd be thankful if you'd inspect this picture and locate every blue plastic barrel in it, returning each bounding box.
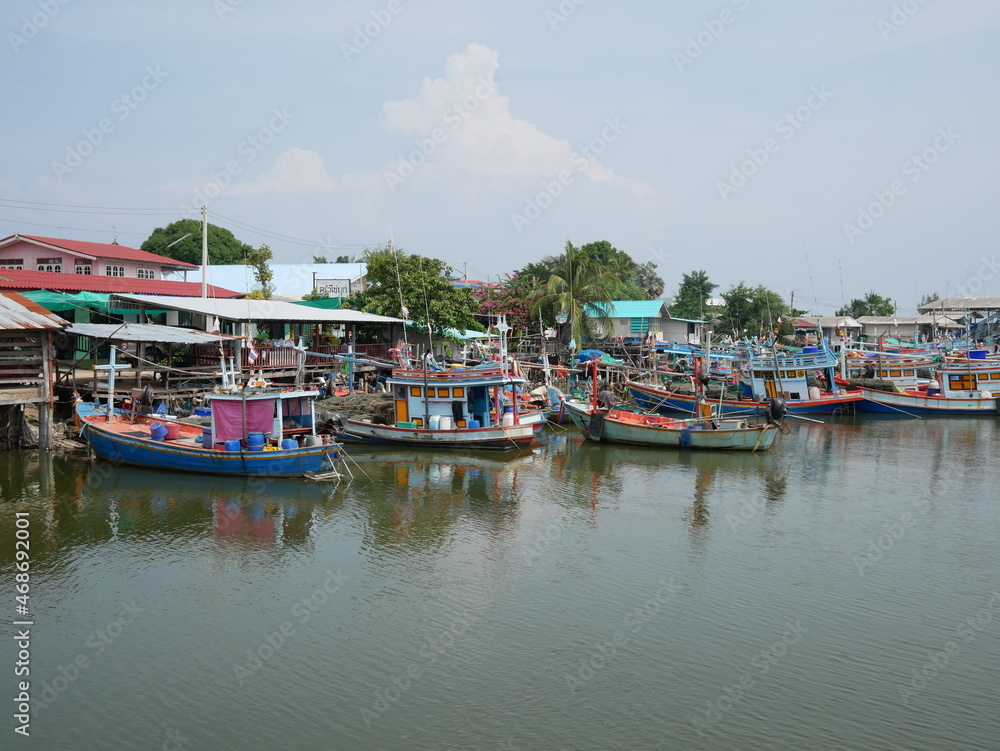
[281,438,298,450]
[468,419,480,429]
[225,439,241,452]
[149,422,167,441]
[247,431,265,449]
[969,349,987,360]
[429,415,441,430]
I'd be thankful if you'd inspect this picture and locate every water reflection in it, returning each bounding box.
[342,447,539,550]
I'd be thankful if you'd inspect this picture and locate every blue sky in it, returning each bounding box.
[2,0,999,313]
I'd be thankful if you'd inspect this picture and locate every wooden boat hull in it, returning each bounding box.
[563,401,778,451]
[856,387,1000,415]
[77,402,341,477]
[627,380,861,416]
[340,418,535,450]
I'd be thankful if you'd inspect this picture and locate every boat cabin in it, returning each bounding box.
[935,360,1000,398]
[207,387,320,448]
[742,346,841,401]
[389,365,527,429]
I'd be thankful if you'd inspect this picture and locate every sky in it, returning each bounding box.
[2,0,999,314]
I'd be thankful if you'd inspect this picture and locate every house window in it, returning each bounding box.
[137,268,155,279]
[36,257,62,273]
[0,259,23,269]
[75,265,92,275]
[630,317,649,333]
[106,265,125,277]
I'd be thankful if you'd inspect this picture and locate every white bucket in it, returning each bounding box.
[428,415,441,430]
[439,416,453,431]
[501,413,514,427]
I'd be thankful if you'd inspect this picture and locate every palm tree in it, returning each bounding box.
[531,241,617,350]
[635,261,665,299]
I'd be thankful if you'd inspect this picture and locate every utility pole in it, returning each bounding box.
[200,205,208,298]
[464,261,468,284]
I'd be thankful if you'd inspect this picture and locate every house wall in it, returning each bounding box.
[0,240,167,280]
[661,319,701,345]
[609,316,666,338]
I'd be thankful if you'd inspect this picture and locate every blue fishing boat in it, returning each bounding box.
[76,385,343,477]
[855,356,1000,415]
[629,345,862,416]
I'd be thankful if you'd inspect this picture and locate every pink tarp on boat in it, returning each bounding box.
[212,398,274,442]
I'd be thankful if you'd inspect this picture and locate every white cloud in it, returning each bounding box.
[229,148,336,196]
[161,148,336,198]
[380,43,650,195]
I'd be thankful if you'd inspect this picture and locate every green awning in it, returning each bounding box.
[293,297,343,309]
[22,291,165,316]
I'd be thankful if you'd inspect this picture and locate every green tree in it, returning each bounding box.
[335,254,353,263]
[312,255,328,264]
[634,261,665,299]
[918,292,940,308]
[579,240,643,299]
[515,259,556,288]
[530,241,618,350]
[716,283,793,339]
[669,270,716,320]
[245,244,274,299]
[340,247,477,335]
[835,291,895,317]
[141,220,253,265]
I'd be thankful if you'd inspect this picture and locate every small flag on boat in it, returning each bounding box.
[401,305,410,319]
[248,345,259,365]
[210,316,221,334]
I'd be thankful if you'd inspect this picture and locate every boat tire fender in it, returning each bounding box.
[764,397,787,424]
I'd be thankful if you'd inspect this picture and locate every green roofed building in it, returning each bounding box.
[583,300,708,345]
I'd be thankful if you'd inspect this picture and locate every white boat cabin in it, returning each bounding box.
[389,365,527,429]
[742,346,841,401]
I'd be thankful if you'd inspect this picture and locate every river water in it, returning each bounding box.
[2,417,999,750]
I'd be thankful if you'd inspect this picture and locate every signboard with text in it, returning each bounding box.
[315,278,360,298]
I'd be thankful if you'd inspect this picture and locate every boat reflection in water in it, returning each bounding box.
[340,447,540,548]
[70,461,347,554]
[549,431,783,533]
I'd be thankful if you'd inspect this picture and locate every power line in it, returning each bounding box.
[0,199,378,252]
[211,211,372,250]
[0,217,150,236]
[0,199,185,217]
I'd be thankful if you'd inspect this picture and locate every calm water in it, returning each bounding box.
[2,418,999,750]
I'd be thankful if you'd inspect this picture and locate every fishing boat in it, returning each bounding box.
[562,398,782,451]
[340,316,536,450]
[76,381,343,477]
[629,345,862,416]
[855,356,1000,415]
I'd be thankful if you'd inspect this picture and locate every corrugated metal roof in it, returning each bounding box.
[0,291,69,331]
[66,322,240,344]
[112,294,405,324]
[0,268,240,297]
[918,296,1000,311]
[584,300,668,319]
[858,315,964,327]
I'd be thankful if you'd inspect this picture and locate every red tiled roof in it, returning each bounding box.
[0,268,241,297]
[2,234,198,268]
